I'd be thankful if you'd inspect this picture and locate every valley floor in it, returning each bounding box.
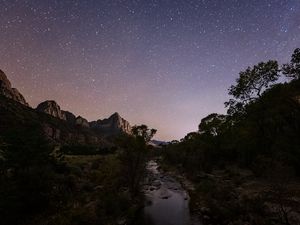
[159,160,300,225]
[32,154,141,225]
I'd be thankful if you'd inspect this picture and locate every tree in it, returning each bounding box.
[226,60,280,115]
[184,132,199,141]
[118,125,156,197]
[0,127,58,225]
[282,48,300,80]
[199,113,226,136]
[132,125,157,143]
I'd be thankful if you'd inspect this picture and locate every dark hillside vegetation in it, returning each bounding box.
[162,49,300,225]
[0,95,156,225]
[0,95,104,145]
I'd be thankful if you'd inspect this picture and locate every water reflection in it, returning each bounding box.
[134,160,201,225]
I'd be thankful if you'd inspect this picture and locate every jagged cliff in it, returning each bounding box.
[90,112,132,135]
[36,100,67,120]
[0,70,132,146]
[0,70,28,106]
[36,101,131,135]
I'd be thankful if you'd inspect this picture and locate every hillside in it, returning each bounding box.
[0,71,154,225]
[0,69,134,151]
[162,63,300,224]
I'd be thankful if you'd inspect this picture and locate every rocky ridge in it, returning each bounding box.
[36,100,131,134]
[0,70,132,138]
[36,100,67,120]
[0,70,28,106]
[90,112,132,135]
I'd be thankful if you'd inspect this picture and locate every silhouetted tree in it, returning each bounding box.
[184,132,199,141]
[118,125,156,197]
[283,48,300,80]
[226,60,280,115]
[199,113,226,136]
[132,125,157,143]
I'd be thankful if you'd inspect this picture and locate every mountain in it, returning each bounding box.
[0,69,28,106]
[149,139,168,148]
[75,116,90,128]
[36,100,90,128]
[62,110,77,124]
[0,70,132,145]
[36,101,131,135]
[36,100,67,120]
[90,112,132,135]
[0,93,107,145]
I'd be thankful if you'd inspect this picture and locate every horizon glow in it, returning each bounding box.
[1,0,299,140]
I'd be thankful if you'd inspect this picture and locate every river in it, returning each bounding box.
[134,160,201,225]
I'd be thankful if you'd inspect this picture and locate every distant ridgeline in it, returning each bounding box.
[0,69,132,146]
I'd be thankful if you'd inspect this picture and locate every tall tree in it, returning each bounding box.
[118,125,156,197]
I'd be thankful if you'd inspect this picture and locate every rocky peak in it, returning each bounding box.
[0,70,29,106]
[90,112,131,134]
[0,70,12,88]
[62,110,77,124]
[75,116,90,128]
[36,100,66,120]
[36,100,91,128]
[109,112,131,131]
[109,112,122,123]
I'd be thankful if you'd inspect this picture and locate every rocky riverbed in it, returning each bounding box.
[135,160,201,225]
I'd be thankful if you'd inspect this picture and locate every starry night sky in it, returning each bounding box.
[1,0,300,140]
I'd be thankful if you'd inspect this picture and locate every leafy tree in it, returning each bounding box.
[132,125,157,143]
[226,60,280,115]
[199,113,226,136]
[225,99,246,116]
[183,132,199,141]
[118,125,156,197]
[283,48,300,80]
[162,49,300,225]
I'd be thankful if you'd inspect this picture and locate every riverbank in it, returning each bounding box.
[134,160,201,225]
[158,159,300,225]
[29,154,144,225]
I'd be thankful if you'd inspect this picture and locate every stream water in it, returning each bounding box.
[134,160,201,225]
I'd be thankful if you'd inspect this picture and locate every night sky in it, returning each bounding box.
[1,0,300,140]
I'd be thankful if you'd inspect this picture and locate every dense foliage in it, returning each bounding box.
[162,49,300,224]
[0,125,66,225]
[117,125,156,196]
[0,97,156,225]
[164,48,300,176]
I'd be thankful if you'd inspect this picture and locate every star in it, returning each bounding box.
[0,0,299,140]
